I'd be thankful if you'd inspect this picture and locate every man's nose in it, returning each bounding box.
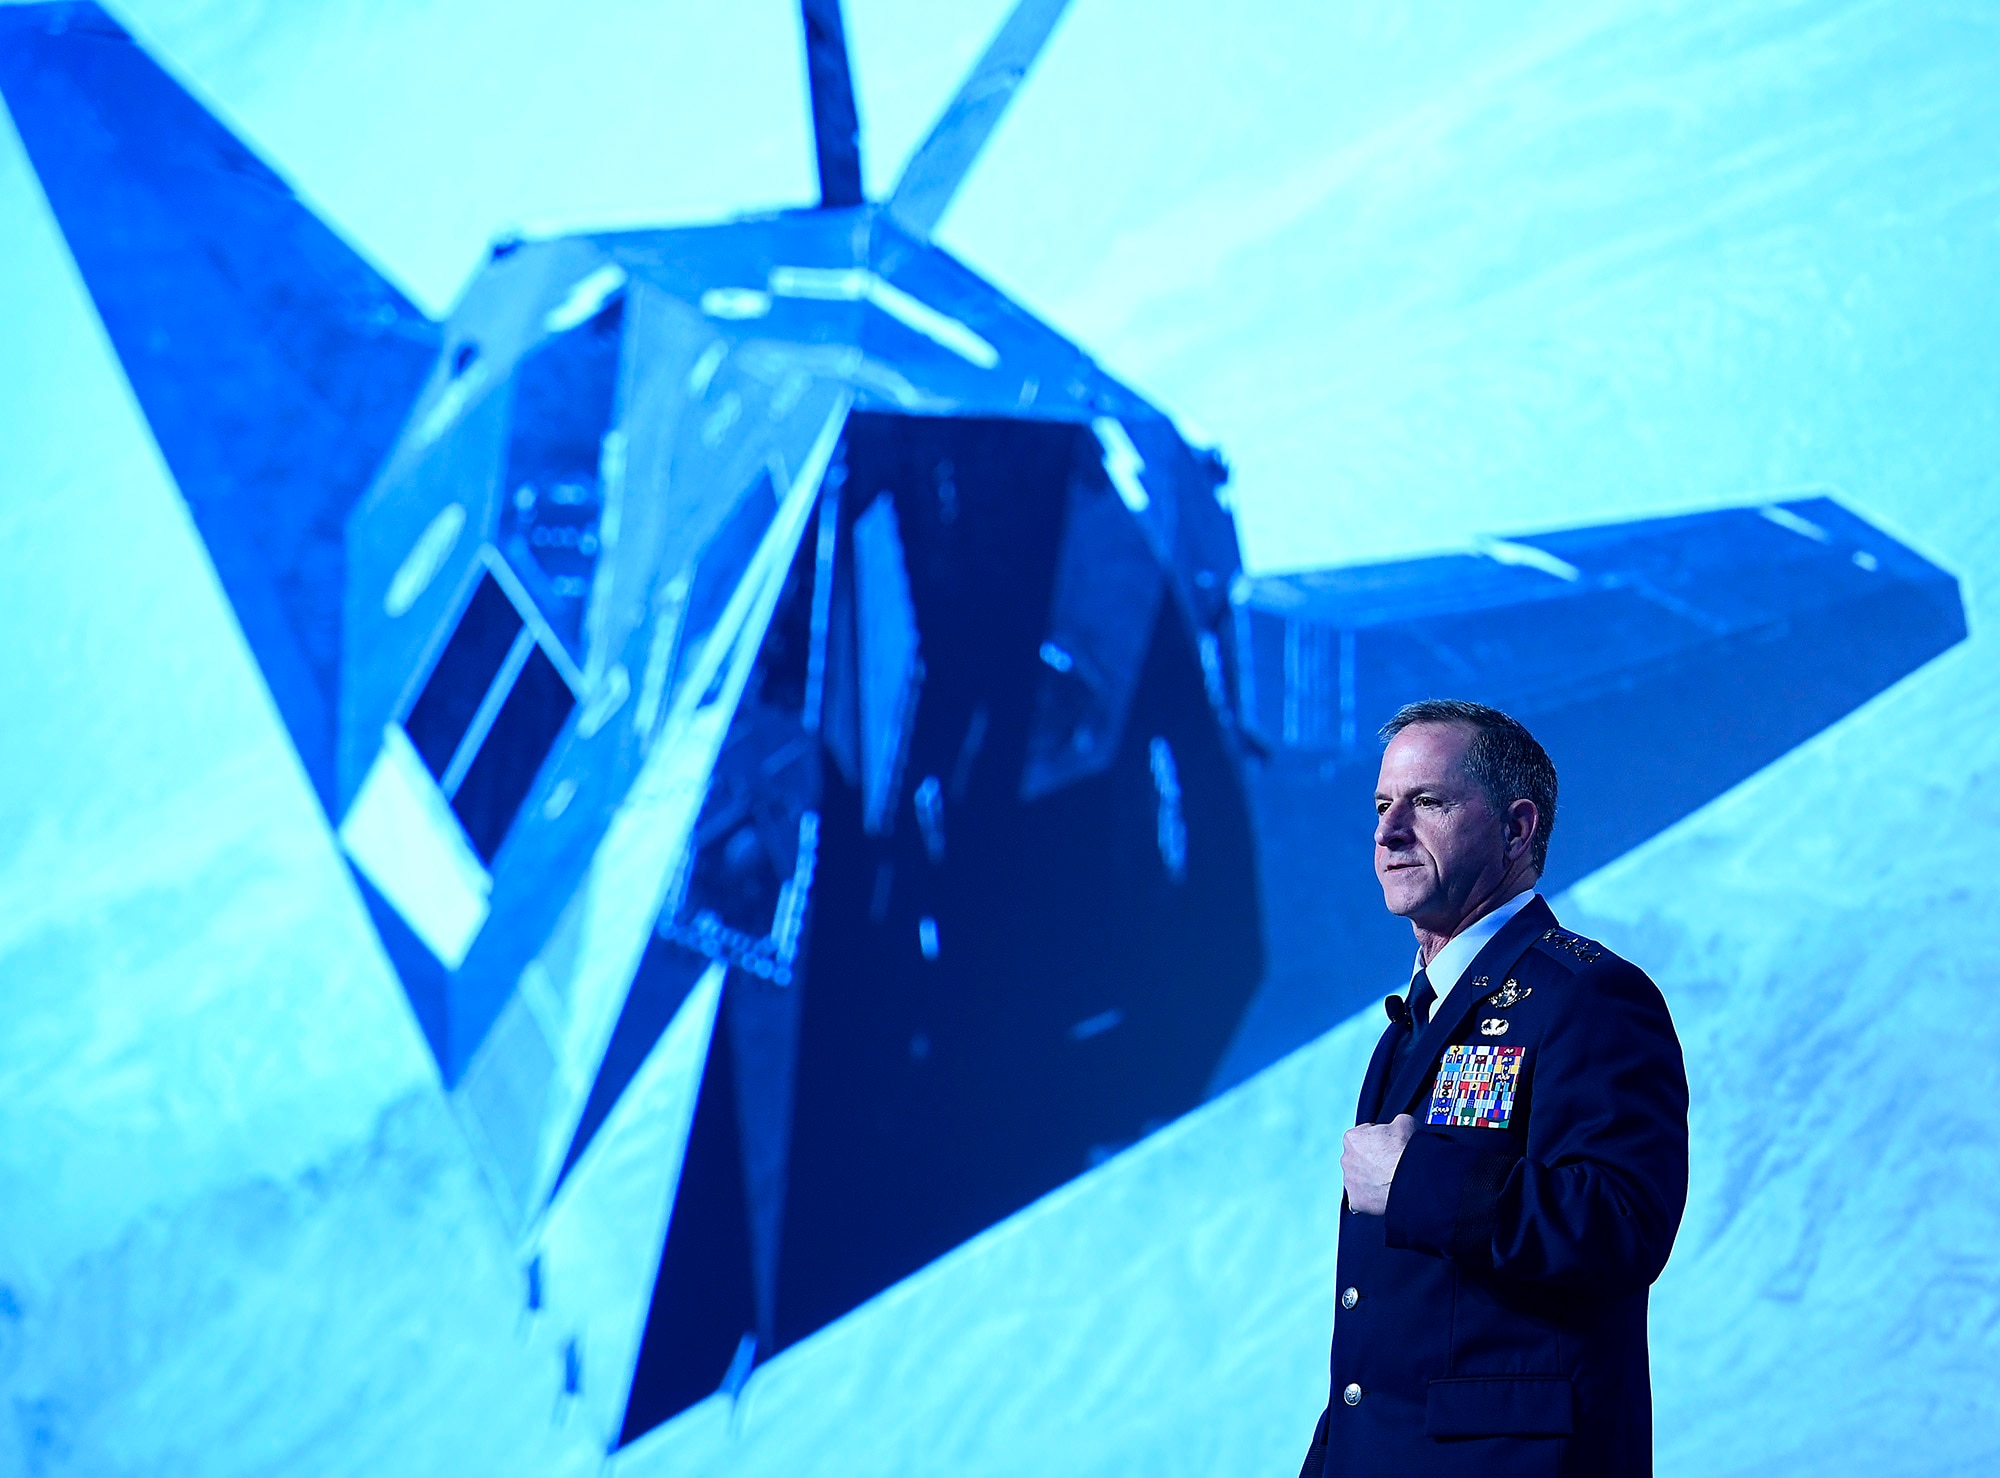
[1375,799,1411,847]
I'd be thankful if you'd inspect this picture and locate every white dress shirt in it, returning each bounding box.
[1411,889,1539,1017]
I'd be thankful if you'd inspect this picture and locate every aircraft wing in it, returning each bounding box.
[0,2,439,810]
[1216,495,1966,1089]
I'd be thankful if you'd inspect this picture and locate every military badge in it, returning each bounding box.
[1479,1017,1509,1037]
[1426,1045,1525,1129]
[1484,978,1530,1009]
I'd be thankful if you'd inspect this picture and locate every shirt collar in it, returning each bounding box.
[1414,888,1538,1007]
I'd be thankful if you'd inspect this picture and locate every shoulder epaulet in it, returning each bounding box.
[1532,925,1607,970]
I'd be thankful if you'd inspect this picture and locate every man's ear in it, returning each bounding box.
[1505,798,1540,861]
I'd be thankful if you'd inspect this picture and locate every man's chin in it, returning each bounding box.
[1377,884,1432,920]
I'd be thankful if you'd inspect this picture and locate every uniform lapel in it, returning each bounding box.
[1378,895,1555,1121]
[1354,1008,1408,1125]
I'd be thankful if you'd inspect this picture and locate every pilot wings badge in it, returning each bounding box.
[1484,978,1531,1010]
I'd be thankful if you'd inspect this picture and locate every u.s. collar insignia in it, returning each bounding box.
[1484,978,1531,1009]
[1479,1017,1509,1036]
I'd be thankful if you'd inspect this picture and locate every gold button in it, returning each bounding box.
[1342,1383,1363,1407]
[1340,1287,1359,1310]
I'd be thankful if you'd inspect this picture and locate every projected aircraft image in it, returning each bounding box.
[0,0,1972,1466]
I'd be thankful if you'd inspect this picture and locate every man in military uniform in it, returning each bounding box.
[1300,699,1689,1477]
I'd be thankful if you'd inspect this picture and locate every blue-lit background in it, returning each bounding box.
[2,2,1996,1474]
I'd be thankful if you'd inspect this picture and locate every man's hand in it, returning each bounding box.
[1342,1114,1418,1215]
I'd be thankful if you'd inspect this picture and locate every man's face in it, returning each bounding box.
[1373,722,1512,930]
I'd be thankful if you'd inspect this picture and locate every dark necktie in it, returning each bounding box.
[1408,968,1437,1032]
[1386,967,1437,1092]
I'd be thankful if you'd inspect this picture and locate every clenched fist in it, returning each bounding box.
[1341,1114,1417,1215]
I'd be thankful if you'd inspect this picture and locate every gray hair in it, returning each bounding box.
[1380,699,1558,873]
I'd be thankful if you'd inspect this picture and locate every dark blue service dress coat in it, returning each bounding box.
[1301,895,1689,1477]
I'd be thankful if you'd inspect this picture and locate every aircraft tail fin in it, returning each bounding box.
[885,0,1073,239]
[0,2,438,811]
[800,0,864,208]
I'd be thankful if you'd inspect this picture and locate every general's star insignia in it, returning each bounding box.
[1485,978,1531,1009]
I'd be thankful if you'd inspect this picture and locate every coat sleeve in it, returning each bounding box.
[1381,956,1690,1295]
[1298,1403,1329,1478]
